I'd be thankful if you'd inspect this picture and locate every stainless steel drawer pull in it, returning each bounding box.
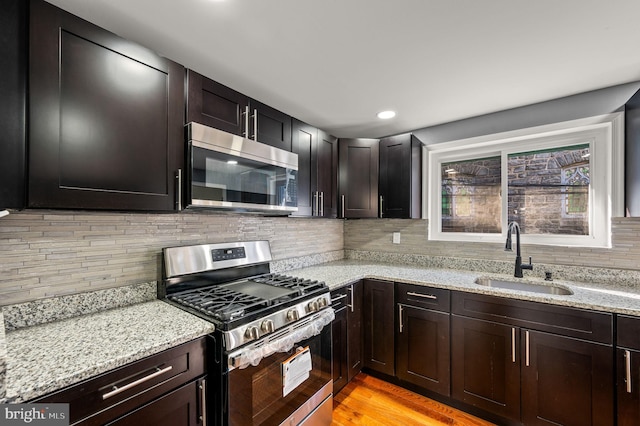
[199,379,207,424]
[511,328,516,363]
[398,304,404,333]
[525,331,530,367]
[407,291,437,300]
[319,192,324,217]
[330,294,347,303]
[625,350,632,393]
[175,169,182,211]
[102,365,173,400]
[347,285,355,312]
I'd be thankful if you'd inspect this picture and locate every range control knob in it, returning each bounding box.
[286,309,300,322]
[260,319,274,333]
[244,326,259,340]
[307,300,319,313]
[317,297,328,308]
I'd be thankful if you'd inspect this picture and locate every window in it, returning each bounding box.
[426,113,624,247]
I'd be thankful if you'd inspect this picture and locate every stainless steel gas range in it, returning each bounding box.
[160,241,334,426]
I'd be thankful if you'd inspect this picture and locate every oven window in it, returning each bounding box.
[191,145,297,208]
[228,326,331,425]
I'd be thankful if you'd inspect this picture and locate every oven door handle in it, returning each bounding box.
[227,308,335,370]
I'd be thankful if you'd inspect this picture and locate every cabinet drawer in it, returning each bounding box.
[452,291,612,344]
[36,337,206,425]
[396,283,449,312]
[618,315,640,350]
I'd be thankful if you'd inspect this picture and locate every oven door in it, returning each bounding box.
[225,313,333,426]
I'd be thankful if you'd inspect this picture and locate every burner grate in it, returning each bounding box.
[168,286,267,321]
[251,274,324,295]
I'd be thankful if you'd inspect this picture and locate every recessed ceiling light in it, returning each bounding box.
[377,110,396,119]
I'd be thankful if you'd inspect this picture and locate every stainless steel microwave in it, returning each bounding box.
[185,122,298,214]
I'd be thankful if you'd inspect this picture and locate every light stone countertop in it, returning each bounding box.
[286,260,640,316]
[3,258,640,405]
[3,300,214,404]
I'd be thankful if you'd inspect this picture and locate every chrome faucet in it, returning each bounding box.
[505,221,533,278]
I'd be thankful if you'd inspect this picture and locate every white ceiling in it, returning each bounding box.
[45,0,640,138]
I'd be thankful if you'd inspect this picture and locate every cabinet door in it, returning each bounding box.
[379,134,421,219]
[346,281,363,380]
[250,99,292,151]
[291,120,318,217]
[618,347,640,426]
[0,0,27,209]
[29,0,184,211]
[521,330,613,426]
[186,69,249,136]
[332,305,349,394]
[338,138,380,218]
[451,315,520,422]
[397,305,450,396]
[363,279,394,376]
[317,129,338,218]
[109,379,204,426]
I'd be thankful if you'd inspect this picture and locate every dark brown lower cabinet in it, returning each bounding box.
[521,330,613,426]
[35,338,206,426]
[331,281,363,394]
[332,302,349,393]
[616,314,640,425]
[396,305,450,396]
[451,315,521,422]
[618,347,640,426]
[109,379,204,426]
[363,279,395,376]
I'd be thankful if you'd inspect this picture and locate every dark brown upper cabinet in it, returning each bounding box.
[29,0,185,211]
[186,69,249,136]
[186,69,292,151]
[338,138,380,218]
[379,133,423,218]
[626,89,640,216]
[291,120,338,217]
[0,0,28,209]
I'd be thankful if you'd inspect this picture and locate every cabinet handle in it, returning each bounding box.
[252,108,258,141]
[313,191,319,216]
[242,105,250,137]
[102,365,173,400]
[341,195,345,218]
[347,285,355,313]
[626,350,632,393]
[175,169,182,211]
[379,195,383,217]
[398,304,404,333]
[511,328,516,363]
[330,294,347,303]
[407,291,437,300]
[525,331,530,367]
[199,379,207,424]
[319,192,324,217]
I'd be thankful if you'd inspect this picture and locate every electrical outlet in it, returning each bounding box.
[392,232,401,244]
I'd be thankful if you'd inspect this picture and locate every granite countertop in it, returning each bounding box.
[3,300,214,404]
[3,258,640,405]
[286,260,640,316]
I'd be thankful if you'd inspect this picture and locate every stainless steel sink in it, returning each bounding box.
[474,278,573,295]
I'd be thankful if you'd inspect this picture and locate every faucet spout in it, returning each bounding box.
[505,222,533,278]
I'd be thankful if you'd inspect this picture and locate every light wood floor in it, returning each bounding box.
[332,373,496,426]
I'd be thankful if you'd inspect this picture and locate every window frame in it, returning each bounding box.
[425,112,624,248]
